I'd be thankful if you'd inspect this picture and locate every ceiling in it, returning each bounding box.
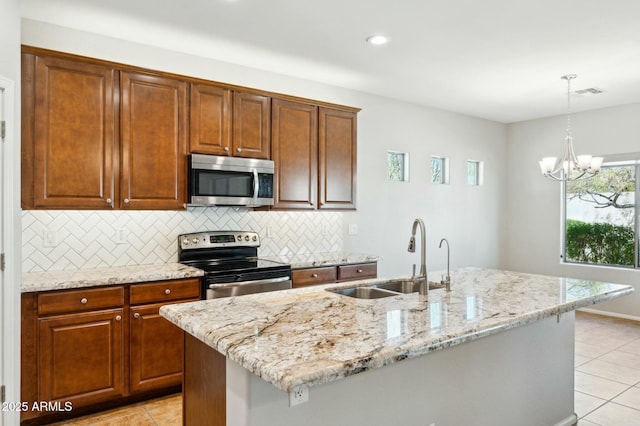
[20,0,640,123]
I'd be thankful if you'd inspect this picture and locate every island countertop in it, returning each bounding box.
[159,267,633,393]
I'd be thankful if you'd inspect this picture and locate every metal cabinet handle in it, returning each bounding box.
[165,289,171,295]
[237,147,242,152]
[357,269,363,273]
[123,198,130,204]
[224,146,230,152]
[115,315,122,321]
[106,198,112,204]
[134,313,140,319]
[80,298,88,304]
[311,273,318,278]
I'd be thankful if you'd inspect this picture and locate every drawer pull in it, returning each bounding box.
[115,315,122,321]
[311,273,318,278]
[357,269,363,273]
[80,298,88,304]
[134,313,140,319]
[106,198,112,204]
[123,198,130,204]
[165,289,171,295]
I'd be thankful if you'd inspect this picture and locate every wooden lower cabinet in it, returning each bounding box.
[130,301,197,393]
[38,309,125,406]
[292,262,377,288]
[21,278,200,424]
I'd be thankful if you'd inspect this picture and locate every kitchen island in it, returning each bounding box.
[160,268,633,426]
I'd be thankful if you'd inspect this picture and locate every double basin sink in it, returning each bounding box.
[328,278,446,299]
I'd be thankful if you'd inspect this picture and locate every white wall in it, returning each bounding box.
[505,103,640,318]
[0,0,22,424]
[21,19,508,279]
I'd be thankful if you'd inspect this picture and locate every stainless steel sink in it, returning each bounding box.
[375,280,418,293]
[328,286,400,299]
[376,279,447,293]
[327,279,448,299]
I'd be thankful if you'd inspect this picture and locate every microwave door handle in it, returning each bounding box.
[253,169,259,201]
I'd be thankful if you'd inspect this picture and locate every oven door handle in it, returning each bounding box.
[209,276,291,289]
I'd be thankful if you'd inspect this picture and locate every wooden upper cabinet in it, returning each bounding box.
[271,99,318,209]
[319,107,357,210]
[28,54,117,209]
[232,92,271,159]
[120,72,187,209]
[189,83,232,155]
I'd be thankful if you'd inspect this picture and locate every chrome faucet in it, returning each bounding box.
[439,238,451,291]
[408,218,428,297]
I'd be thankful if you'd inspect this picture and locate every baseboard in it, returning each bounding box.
[554,412,578,426]
[578,308,640,322]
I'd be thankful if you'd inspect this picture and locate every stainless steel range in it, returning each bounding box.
[178,231,291,299]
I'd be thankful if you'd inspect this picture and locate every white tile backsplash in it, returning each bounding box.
[22,208,344,272]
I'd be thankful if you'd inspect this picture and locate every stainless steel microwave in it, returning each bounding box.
[188,154,275,207]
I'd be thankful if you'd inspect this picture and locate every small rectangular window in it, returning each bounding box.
[387,151,409,182]
[431,156,449,184]
[467,160,483,186]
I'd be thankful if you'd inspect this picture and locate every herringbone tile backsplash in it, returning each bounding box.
[22,208,344,272]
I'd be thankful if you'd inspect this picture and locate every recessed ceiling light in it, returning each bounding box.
[366,35,389,45]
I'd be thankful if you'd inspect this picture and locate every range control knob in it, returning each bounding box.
[252,235,258,241]
[192,237,199,244]
[182,238,190,245]
[236,235,242,241]
[245,235,250,241]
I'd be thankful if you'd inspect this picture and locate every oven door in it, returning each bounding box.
[206,276,291,299]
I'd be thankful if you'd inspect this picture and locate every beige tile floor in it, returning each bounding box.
[575,311,640,426]
[50,393,181,426]
[52,311,640,426]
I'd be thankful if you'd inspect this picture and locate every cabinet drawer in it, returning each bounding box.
[130,278,201,305]
[38,286,124,316]
[338,263,377,281]
[292,266,337,287]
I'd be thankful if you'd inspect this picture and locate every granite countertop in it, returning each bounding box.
[263,252,381,269]
[21,263,205,293]
[160,267,633,393]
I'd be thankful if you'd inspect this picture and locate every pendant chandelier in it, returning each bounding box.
[539,74,603,181]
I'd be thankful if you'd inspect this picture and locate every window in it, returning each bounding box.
[467,160,483,186]
[431,156,449,184]
[563,154,639,268]
[387,151,409,182]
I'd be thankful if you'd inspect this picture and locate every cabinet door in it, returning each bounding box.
[31,55,117,209]
[130,302,195,393]
[232,92,270,159]
[319,108,357,210]
[190,83,232,155]
[121,72,187,209]
[38,309,124,407]
[271,99,318,209]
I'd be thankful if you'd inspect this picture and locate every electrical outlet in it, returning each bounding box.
[43,229,57,247]
[348,223,358,235]
[288,387,309,406]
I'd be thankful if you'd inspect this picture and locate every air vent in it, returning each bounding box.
[575,87,604,95]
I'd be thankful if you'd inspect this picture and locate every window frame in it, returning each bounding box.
[387,150,410,182]
[431,156,449,185]
[561,156,640,269]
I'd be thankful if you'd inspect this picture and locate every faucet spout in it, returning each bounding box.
[439,238,451,291]
[408,218,428,297]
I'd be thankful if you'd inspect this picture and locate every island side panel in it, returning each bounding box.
[184,333,226,426]
[230,313,576,426]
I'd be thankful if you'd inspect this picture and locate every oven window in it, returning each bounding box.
[196,170,253,197]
